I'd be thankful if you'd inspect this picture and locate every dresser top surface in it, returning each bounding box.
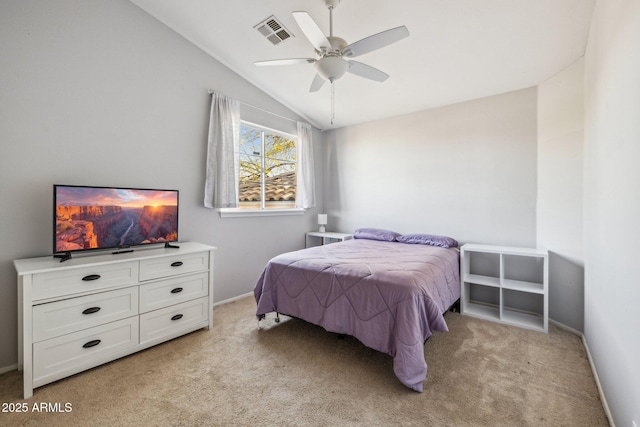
[14,242,216,275]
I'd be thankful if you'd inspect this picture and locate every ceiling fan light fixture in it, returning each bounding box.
[315,56,348,81]
[254,0,410,126]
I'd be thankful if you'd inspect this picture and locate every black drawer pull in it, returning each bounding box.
[82,307,101,315]
[82,274,101,281]
[82,339,101,349]
[171,287,183,294]
[170,261,183,267]
[171,314,183,321]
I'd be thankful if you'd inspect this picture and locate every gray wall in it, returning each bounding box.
[537,59,585,333]
[322,88,539,248]
[0,0,322,370]
[584,0,640,424]
[322,81,589,334]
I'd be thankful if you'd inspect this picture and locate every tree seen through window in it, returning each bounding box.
[239,123,296,209]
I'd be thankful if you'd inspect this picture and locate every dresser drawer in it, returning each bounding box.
[33,316,139,384]
[33,287,139,342]
[139,272,208,314]
[32,261,139,301]
[139,297,209,344]
[139,252,209,281]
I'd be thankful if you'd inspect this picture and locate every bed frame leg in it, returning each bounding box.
[275,312,280,323]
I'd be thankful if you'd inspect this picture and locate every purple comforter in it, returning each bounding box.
[253,238,460,392]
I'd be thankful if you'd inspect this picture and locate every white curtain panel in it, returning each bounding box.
[295,121,316,209]
[204,92,240,209]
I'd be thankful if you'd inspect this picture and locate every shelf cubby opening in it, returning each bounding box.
[503,254,544,285]
[466,251,500,279]
[463,282,500,321]
[502,288,543,318]
[469,282,500,306]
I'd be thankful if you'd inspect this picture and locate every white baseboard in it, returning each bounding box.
[549,318,582,336]
[213,291,253,307]
[582,334,615,427]
[0,363,18,375]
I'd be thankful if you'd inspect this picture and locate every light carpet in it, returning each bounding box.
[0,295,608,426]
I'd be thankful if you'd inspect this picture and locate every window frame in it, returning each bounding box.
[219,120,303,218]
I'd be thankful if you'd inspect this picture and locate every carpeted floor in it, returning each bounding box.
[0,295,608,426]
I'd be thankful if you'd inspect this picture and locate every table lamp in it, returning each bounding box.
[318,214,327,232]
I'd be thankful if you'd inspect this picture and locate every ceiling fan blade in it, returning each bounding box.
[292,11,331,52]
[309,73,326,92]
[255,58,316,66]
[347,61,389,82]
[343,26,410,58]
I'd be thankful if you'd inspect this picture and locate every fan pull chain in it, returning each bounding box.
[331,81,335,125]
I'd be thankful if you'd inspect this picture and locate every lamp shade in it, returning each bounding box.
[317,214,328,232]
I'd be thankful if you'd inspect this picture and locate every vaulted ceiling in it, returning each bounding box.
[130,0,595,130]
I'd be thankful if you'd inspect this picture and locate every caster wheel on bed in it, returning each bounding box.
[275,313,280,323]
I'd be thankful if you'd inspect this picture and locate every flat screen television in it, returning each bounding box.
[54,184,179,260]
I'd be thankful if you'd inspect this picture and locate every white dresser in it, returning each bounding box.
[14,241,215,398]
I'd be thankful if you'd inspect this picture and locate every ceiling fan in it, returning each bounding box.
[254,0,410,93]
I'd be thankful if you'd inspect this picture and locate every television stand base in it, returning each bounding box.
[112,249,134,255]
[165,242,180,249]
[53,252,72,263]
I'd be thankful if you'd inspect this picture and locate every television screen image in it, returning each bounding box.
[54,185,179,254]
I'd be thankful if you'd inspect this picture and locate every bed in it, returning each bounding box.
[253,230,461,392]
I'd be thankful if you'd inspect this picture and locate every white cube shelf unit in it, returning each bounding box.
[460,243,548,333]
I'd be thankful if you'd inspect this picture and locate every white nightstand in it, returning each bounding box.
[305,231,353,248]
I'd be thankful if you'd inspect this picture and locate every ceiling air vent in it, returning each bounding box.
[254,15,294,46]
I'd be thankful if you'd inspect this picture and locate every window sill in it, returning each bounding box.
[218,208,305,218]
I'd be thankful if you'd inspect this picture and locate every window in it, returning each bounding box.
[238,121,297,210]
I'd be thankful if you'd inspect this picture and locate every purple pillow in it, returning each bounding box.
[396,233,459,248]
[353,228,401,242]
